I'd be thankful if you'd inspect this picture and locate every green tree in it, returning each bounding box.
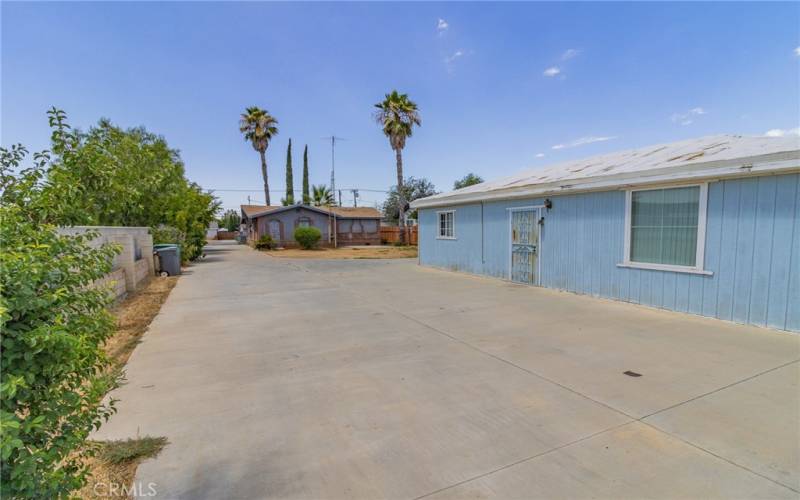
[282,139,294,205]
[239,107,278,205]
[302,145,310,204]
[311,184,335,206]
[1,111,121,497]
[454,173,484,190]
[382,176,437,223]
[374,90,421,242]
[42,115,219,262]
[220,209,241,232]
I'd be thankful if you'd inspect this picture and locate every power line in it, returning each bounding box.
[205,187,390,193]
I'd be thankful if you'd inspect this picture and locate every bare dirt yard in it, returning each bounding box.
[105,276,179,367]
[262,245,417,259]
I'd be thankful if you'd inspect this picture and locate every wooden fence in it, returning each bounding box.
[215,230,238,240]
[379,226,418,245]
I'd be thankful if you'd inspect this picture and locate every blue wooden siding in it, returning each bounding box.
[419,173,800,332]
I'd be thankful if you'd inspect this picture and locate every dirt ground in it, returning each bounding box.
[105,276,179,367]
[79,454,139,500]
[263,245,417,259]
[79,276,178,499]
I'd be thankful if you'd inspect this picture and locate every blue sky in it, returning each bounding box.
[3,2,798,211]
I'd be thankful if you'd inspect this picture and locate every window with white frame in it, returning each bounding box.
[437,211,455,239]
[624,184,707,271]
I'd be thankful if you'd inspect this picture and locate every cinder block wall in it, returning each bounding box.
[57,226,155,299]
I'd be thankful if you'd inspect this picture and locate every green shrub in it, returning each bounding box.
[42,108,219,263]
[152,225,184,249]
[255,234,276,250]
[294,226,322,249]
[1,139,121,497]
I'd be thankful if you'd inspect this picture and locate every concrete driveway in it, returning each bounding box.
[95,241,800,499]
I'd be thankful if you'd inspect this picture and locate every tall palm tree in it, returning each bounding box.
[311,184,335,207]
[239,106,279,205]
[374,90,421,242]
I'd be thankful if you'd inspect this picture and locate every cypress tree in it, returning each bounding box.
[284,138,294,205]
[302,145,310,204]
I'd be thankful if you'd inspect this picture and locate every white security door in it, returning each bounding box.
[510,209,539,285]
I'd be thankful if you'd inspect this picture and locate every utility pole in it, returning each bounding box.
[322,135,345,205]
[351,189,359,207]
[338,190,342,207]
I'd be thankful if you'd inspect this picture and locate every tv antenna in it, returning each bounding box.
[322,135,345,202]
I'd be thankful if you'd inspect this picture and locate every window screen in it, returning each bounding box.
[630,186,699,267]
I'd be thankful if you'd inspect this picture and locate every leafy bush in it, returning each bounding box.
[1,137,121,497]
[255,234,276,250]
[220,209,241,232]
[43,109,219,262]
[294,226,322,249]
[152,225,184,247]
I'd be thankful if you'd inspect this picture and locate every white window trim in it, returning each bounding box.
[619,182,712,276]
[436,210,456,240]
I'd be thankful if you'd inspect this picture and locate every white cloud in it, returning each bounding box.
[764,127,800,137]
[444,49,463,64]
[561,48,580,60]
[543,66,561,77]
[443,49,465,72]
[794,46,800,56]
[437,18,449,33]
[551,136,616,150]
[535,153,546,158]
[671,107,706,126]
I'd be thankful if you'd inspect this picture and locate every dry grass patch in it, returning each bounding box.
[78,437,168,499]
[263,245,417,259]
[105,276,178,367]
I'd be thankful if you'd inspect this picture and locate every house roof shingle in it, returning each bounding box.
[241,204,381,219]
[240,205,279,218]
[325,206,382,218]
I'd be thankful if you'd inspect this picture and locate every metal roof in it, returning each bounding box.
[411,135,800,209]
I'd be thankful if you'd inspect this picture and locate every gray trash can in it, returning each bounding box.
[154,245,181,276]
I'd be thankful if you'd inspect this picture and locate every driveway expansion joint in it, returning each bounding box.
[289,259,800,498]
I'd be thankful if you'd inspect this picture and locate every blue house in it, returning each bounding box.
[411,135,800,332]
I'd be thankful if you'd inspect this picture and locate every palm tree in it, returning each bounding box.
[374,90,421,242]
[311,184,335,207]
[239,107,279,205]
